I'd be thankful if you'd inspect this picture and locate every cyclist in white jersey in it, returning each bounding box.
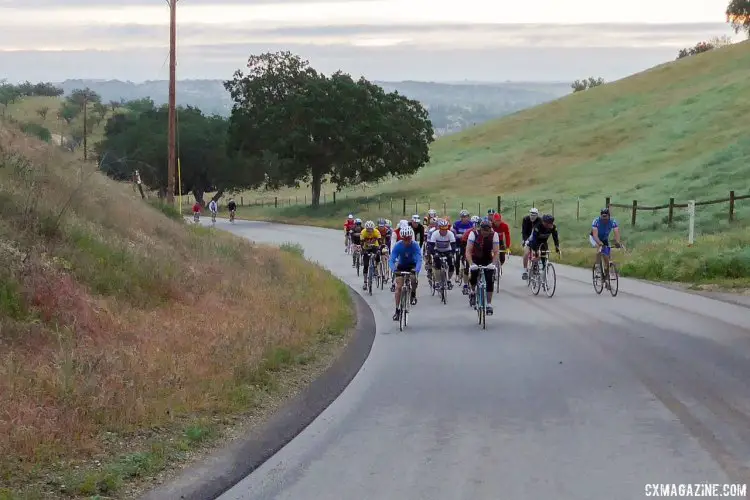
[427,218,457,288]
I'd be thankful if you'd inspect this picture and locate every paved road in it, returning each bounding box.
[207,218,750,499]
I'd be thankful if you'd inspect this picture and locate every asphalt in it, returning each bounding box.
[176,218,750,499]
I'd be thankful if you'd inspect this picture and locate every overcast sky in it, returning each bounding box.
[0,0,741,83]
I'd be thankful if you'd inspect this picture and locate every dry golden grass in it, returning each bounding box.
[0,122,352,497]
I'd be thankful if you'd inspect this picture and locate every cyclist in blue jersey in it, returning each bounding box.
[452,210,474,282]
[590,207,623,278]
[389,226,423,321]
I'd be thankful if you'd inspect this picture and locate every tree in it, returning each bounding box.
[96,104,253,202]
[36,106,50,120]
[571,77,605,93]
[0,81,21,116]
[224,51,434,207]
[58,102,79,125]
[122,97,155,116]
[727,0,750,36]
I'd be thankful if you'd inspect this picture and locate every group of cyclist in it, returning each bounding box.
[344,205,623,321]
[191,198,238,222]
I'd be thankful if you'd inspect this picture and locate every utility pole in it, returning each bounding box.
[166,0,177,204]
[83,93,88,161]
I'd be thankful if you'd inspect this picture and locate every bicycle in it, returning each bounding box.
[351,244,362,275]
[193,211,200,223]
[528,248,558,298]
[229,210,236,223]
[432,253,450,305]
[471,263,496,330]
[593,243,624,297]
[378,249,390,290]
[211,211,217,225]
[345,231,352,254]
[395,271,416,332]
[494,249,507,293]
[365,250,379,296]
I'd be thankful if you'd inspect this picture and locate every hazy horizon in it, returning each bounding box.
[0,1,742,83]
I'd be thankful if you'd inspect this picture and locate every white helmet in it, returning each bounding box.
[428,209,437,217]
[470,215,480,224]
[348,214,354,219]
[459,209,470,217]
[529,208,539,216]
[400,226,414,238]
[385,219,392,227]
[364,220,375,230]
[355,218,362,224]
[399,219,409,228]
[411,214,420,222]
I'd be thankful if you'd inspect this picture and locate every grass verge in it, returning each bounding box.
[0,122,354,499]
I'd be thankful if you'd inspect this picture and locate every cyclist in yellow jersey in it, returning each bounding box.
[360,220,383,290]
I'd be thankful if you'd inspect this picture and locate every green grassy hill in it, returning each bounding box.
[235,40,750,288]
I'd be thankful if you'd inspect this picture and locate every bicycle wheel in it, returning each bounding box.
[608,263,619,297]
[440,274,447,305]
[479,287,487,329]
[476,286,484,325]
[544,263,557,298]
[368,262,374,296]
[592,262,604,294]
[531,264,542,296]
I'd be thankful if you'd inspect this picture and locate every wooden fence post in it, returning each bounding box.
[443,201,446,214]
[477,202,481,215]
[428,200,431,210]
[274,196,278,208]
[402,198,406,215]
[333,192,336,204]
[576,197,580,220]
[668,197,674,225]
[631,199,637,226]
[497,195,501,213]
[514,201,518,222]
[729,190,735,221]
[241,196,244,206]
[551,200,555,217]
[415,200,419,213]
[605,196,611,210]
[295,196,298,204]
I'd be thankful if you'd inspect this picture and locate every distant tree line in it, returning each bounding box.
[676,35,734,60]
[94,51,434,207]
[0,80,64,116]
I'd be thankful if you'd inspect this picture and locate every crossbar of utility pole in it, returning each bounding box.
[166,0,177,205]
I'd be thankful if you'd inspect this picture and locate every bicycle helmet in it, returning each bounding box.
[401,226,414,238]
[438,219,450,230]
[411,214,421,222]
[487,208,496,215]
[385,219,392,227]
[377,218,386,226]
[428,209,437,217]
[542,214,554,224]
[354,218,362,224]
[459,209,470,217]
[364,220,375,230]
[600,208,610,216]
[348,214,354,219]
[479,219,492,229]
[470,215,480,224]
[529,208,539,216]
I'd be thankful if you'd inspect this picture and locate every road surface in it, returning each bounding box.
[207,219,750,499]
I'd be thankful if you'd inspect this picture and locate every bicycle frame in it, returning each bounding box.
[472,264,495,329]
[395,271,414,331]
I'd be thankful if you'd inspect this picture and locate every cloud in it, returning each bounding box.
[0,22,737,52]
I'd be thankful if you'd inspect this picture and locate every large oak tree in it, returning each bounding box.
[224,51,434,207]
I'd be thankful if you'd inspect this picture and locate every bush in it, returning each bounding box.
[279,242,304,257]
[677,41,715,59]
[19,122,51,142]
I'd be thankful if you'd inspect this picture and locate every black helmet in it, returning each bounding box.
[542,214,555,224]
[600,207,610,216]
[479,219,492,228]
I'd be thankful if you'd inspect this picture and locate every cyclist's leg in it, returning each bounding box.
[486,268,495,312]
[522,244,530,278]
[432,253,442,288]
[410,270,418,303]
[446,252,455,285]
[393,273,404,319]
[362,251,371,288]
[468,267,479,306]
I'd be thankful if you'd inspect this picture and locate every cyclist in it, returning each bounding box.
[192,201,201,222]
[344,214,356,250]
[452,210,474,282]
[423,209,438,227]
[360,221,383,290]
[491,213,511,270]
[427,218,457,289]
[409,215,426,249]
[227,198,237,221]
[526,214,561,270]
[590,208,622,281]
[389,226,423,321]
[377,218,392,246]
[349,218,363,266]
[521,208,542,280]
[465,218,500,315]
[208,199,218,221]
[458,215,481,293]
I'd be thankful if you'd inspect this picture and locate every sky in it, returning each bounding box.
[0,0,742,83]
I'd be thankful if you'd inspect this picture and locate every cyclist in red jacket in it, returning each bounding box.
[491,213,511,266]
[344,214,356,251]
[192,201,201,222]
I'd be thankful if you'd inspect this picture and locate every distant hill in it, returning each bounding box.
[54,79,571,137]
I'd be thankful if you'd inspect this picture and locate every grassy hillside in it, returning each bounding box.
[234,40,750,288]
[5,96,117,158]
[0,122,352,498]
